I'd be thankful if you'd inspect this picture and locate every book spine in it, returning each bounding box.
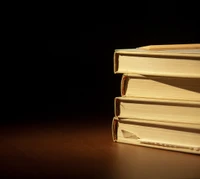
[120,75,128,96]
[111,117,118,142]
[113,52,119,73]
[114,98,120,116]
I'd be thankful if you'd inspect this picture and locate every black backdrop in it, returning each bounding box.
[11,23,199,123]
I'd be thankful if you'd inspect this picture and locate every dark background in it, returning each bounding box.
[11,22,200,123]
[48,23,198,118]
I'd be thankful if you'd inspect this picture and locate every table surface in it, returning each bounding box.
[0,116,200,178]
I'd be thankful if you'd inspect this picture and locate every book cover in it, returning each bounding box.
[120,74,200,101]
[114,44,200,77]
[114,97,200,124]
[112,117,200,154]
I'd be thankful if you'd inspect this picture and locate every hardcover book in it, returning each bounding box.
[112,117,200,154]
[121,74,200,101]
[114,44,200,77]
[114,97,200,125]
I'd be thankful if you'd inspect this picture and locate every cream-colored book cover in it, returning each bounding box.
[120,74,200,101]
[114,44,200,77]
[114,96,200,124]
[112,117,200,154]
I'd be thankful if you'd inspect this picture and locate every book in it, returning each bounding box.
[114,97,200,124]
[112,117,200,154]
[121,73,200,101]
[114,44,200,78]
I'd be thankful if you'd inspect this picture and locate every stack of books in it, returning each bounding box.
[112,44,200,154]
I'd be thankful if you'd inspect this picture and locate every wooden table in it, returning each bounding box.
[0,116,200,178]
